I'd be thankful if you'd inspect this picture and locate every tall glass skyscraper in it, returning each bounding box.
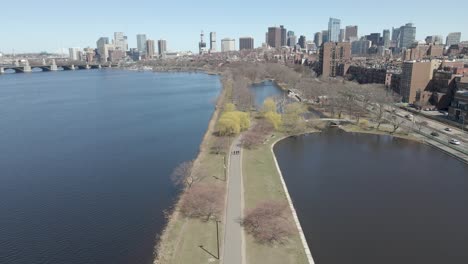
[137,34,147,54]
[328,18,341,42]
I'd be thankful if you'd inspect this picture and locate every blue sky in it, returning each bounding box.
[1,0,466,53]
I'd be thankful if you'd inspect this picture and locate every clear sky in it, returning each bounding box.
[1,0,466,53]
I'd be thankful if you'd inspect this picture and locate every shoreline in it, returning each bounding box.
[153,70,227,263]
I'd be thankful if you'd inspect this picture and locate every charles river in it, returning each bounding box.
[1,70,467,264]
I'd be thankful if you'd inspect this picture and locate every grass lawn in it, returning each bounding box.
[242,133,309,264]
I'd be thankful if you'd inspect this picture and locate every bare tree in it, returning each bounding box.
[242,200,294,244]
[415,119,429,132]
[170,160,199,188]
[179,184,224,221]
[389,116,405,134]
[211,136,227,155]
[240,120,274,149]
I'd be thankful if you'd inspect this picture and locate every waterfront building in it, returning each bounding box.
[210,32,217,52]
[114,32,128,52]
[146,40,155,58]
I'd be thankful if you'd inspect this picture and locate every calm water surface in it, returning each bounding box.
[0,70,220,264]
[274,130,468,264]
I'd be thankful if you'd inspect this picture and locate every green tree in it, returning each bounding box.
[225,103,236,112]
[282,103,306,134]
[264,111,282,130]
[217,111,250,136]
[262,98,276,113]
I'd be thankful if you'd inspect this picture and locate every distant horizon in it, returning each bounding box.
[1,0,467,53]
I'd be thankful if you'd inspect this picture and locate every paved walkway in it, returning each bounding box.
[222,137,244,264]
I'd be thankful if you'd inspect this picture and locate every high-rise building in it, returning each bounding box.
[146,39,155,58]
[426,35,444,45]
[399,23,416,49]
[383,30,390,48]
[306,41,316,52]
[351,40,371,55]
[69,47,81,61]
[137,34,147,54]
[298,35,306,49]
[400,60,439,103]
[339,29,345,42]
[199,31,207,54]
[322,30,329,43]
[446,32,461,47]
[314,32,322,47]
[318,42,351,77]
[96,37,110,62]
[328,18,341,42]
[114,32,128,51]
[221,38,235,52]
[392,27,401,45]
[210,32,217,52]
[158,39,167,55]
[345,26,358,42]
[366,33,381,46]
[280,25,287,47]
[268,26,282,48]
[239,37,254,50]
[287,31,296,47]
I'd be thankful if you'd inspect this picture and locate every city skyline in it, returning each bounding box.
[1,0,467,53]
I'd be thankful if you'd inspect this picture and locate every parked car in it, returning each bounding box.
[444,127,452,132]
[431,132,439,137]
[405,114,413,120]
[449,139,461,145]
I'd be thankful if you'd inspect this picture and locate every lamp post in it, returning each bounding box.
[216,220,221,259]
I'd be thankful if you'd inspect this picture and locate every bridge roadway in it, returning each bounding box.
[0,63,119,74]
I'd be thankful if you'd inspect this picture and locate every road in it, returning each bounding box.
[222,137,244,264]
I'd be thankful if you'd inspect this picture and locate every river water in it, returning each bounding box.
[0,70,220,264]
[274,129,468,264]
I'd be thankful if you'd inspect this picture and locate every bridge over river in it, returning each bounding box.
[0,60,119,74]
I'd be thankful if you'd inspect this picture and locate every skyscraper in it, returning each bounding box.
[314,32,322,47]
[322,30,329,43]
[345,26,358,42]
[287,31,296,47]
[328,18,341,42]
[392,27,401,45]
[383,30,390,48]
[69,47,81,61]
[268,26,282,48]
[298,35,306,49]
[96,37,110,62]
[221,38,235,52]
[158,39,167,56]
[114,32,128,51]
[446,32,461,47]
[146,39,155,58]
[399,23,416,49]
[338,29,345,42]
[366,33,381,46]
[239,37,254,50]
[210,32,217,52]
[137,34,147,54]
[280,25,287,47]
[199,31,207,54]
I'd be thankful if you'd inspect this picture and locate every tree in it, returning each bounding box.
[242,200,294,244]
[390,116,405,134]
[264,111,282,130]
[211,136,227,155]
[282,102,306,134]
[262,98,277,113]
[179,184,224,221]
[415,120,428,132]
[240,120,274,149]
[217,111,250,136]
[225,103,236,112]
[170,160,200,189]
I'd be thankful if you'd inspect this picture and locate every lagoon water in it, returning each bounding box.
[0,70,220,264]
[274,130,468,264]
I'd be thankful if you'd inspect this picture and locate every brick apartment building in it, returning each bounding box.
[318,42,351,77]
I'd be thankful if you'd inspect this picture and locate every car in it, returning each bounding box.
[449,139,461,145]
[444,127,452,132]
[431,132,439,137]
[405,114,413,120]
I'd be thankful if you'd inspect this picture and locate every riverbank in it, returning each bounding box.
[154,74,229,264]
